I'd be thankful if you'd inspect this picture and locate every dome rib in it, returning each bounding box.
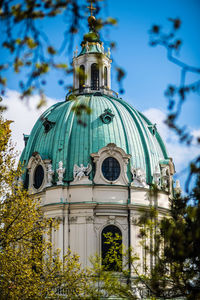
[105,95,130,155]
[113,98,152,183]
[138,111,168,159]
[20,94,169,185]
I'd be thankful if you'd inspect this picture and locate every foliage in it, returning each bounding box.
[87,234,139,300]
[149,18,200,148]
[135,180,200,299]
[96,185,200,300]
[102,231,123,272]
[0,0,125,108]
[0,109,91,299]
[143,22,200,297]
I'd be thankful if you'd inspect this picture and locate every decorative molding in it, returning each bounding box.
[94,224,102,234]
[107,215,116,225]
[56,161,65,185]
[174,179,182,194]
[55,216,63,223]
[100,108,114,124]
[159,159,174,193]
[121,224,128,231]
[153,165,161,187]
[161,166,170,191]
[131,167,148,188]
[46,163,54,187]
[42,117,55,133]
[130,216,139,226]
[91,143,131,185]
[86,216,94,223]
[27,153,51,193]
[69,216,78,223]
[71,164,92,185]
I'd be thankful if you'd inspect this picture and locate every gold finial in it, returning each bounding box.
[87,1,96,16]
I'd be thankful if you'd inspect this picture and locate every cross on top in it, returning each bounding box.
[87,1,96,16]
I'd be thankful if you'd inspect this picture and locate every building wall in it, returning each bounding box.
[40,184,170,268]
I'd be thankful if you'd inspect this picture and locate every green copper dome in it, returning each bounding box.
[20,94,168,185]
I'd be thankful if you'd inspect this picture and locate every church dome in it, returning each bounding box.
[19,7,176,273]
[20,93,168,185]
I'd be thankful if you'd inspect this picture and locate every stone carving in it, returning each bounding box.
[108,215,116,224]
[56,161,65,185]
[69,216,78,223]
[46,163,54,187]
[161,167,169,190]
[86,216,94,223]
[131,167,148,188]
[106,143,117,156]
[174,179,182,194]
[55,216,63,223]
[161,166,168,177]
[131,216,139,226]
[73,163,92,181]
[153,165,161,186]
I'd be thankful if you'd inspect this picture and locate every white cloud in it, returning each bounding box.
[192,128,200,140]
[2,89,59,156]
[143,108,200,177]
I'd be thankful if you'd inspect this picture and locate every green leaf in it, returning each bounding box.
[26,37,37,49]
[106,17,117,25]
[47,46,56,55]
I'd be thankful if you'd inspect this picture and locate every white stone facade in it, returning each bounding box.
[27,144,172,271]
[73,52,112,95]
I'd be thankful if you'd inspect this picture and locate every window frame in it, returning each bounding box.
[79,64,85,92]
[91,143,131,185]
[91,63,99,90]
[101,156,121,182]
[101,224,122,272]
[104,66,108,87]
[33,164,45,189]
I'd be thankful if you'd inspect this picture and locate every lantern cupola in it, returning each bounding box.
[72,11,112,95]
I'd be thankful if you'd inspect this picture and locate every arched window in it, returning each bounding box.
[79,65,85,92]
[91,63,99,90]
[104,66,108,87]
[101,225,122,271]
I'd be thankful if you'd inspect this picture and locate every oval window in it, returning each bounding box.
[33,165,44,189]
[102,157,120,181]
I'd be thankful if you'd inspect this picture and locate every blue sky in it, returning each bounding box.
[1,0,200,189]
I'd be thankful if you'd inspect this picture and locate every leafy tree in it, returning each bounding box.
[149,18,200,146]
[96,185,200,300]
[0,0,121,108]
[129,21,200,299]
[130,182,199,299]
[0,107,91,299]
[149,18,200,194]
